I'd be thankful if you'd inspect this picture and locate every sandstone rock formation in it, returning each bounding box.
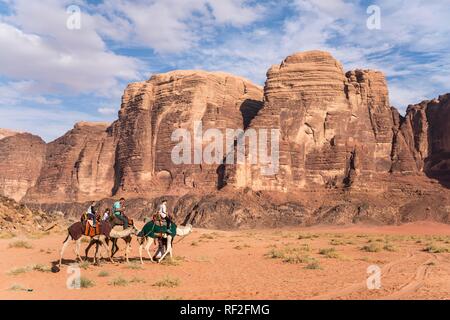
[0,51,448,229]
[227,51,405,191]
[0,128,21,140]
[112,70,263,195]
[24,122,115,203]
[0,133,46,201]
[398,94,450,186]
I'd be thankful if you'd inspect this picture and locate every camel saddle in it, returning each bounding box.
[84,221,101,237]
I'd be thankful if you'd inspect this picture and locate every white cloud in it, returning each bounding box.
[0,81,61,105]
[94,0,264,53]
[0,0,142,96]
[97,107,117,115]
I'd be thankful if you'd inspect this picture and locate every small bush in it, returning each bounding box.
[31,264,51,272]
[423,244,449,253]
[266,248,286,259]
[361,243,381,252]
[98,270,109,277]
[80,277,95,289]
[298,233,319,240]
[330,239,346,246]
[0,231,16,239]
[125,262,143,270]
[153,276,180,288]
[234,244,251,250]
[8,240,32,249]
[161,256,185,266]
[109,277,128,287]
[283,254,314,264]
[305,261,321,270]
[9,284,25,291]
[383,243,397,252]
[319,248,339,258]
[7,267,29,276]
[130,277,146,284]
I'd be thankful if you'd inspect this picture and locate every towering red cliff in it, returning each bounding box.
[0,51,448,208]
[0,133,46,201]
[227,51,398,191]
[112,70,263,196]
[24,122,115,203]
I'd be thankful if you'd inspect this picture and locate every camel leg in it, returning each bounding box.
[75,238,83,262]
[85,240,95,262]
[93,241,100,265]
[153,239,162,260]
[59,234,72,268]
[158,236,172,263]
[111,239,119,259]
[139,238,145,264]
[146,237,154,262]
[99,238,113,263]
[125,237,132,264]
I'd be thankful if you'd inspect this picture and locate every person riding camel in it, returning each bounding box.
[157,199,172,235]
[86,201,98,227]
[102,208,110,221]
[113,197,128,229]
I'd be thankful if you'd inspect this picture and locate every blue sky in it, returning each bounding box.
[0,0,449,141]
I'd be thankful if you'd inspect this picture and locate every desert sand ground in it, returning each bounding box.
[1,221,450,300]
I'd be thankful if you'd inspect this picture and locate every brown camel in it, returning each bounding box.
[58,221,112,268]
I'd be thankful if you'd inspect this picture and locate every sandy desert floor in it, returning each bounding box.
[1,221,450,300]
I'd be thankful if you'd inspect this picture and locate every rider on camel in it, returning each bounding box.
[113,197,128,229]
[86,201,97,227]
[157,199,172,235]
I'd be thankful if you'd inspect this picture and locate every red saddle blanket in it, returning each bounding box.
[84,222,101,237]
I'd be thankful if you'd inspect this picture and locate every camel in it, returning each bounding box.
[85,225,138,264]
[138,222,193,264]
[58,220,112,268]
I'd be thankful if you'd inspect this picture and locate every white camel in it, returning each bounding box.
[85,225,138,264]
[138,223,193,264]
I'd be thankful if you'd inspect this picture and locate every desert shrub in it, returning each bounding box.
[266,248,286,259]
[319,248,339,258]
[109,277,128,286]
[361,243,381,252]
[153,276,180,288]
[125,262,143,270]
[383,243,397,252]
[79,277,95,288]
[7,267,29,276]
[8,240,32,249]
[423,244,449,253]
[283,254,314,264]
[98,270,109,277]
[31,264,51,272]
[130,277,146,284]
[305,261,321,270]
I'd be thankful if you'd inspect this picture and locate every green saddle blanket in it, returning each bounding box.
[138,221,177,239]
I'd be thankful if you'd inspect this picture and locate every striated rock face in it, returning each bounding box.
[24,122,116,203]
[1,51,448,218]
[228,51,396,191]
[0,133,46,201]
[0,128,21,140]
[398,94,450,185]
[112,70,263,195]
